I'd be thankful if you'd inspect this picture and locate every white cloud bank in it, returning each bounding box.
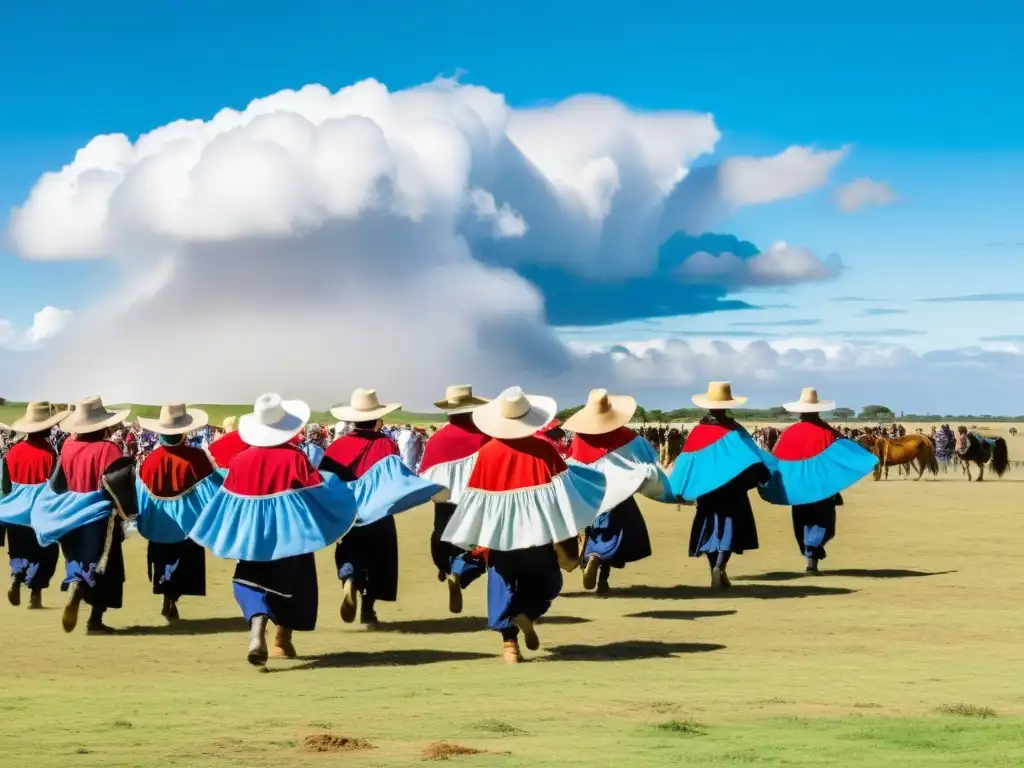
[835,177,899,212]
[0,307,74,351]
[7,76,1008,412]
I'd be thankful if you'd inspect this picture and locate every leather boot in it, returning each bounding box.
[446,573,463,615]
[247,616,269,666]
[28,589,43,610]
[512,614,539,651]
[271,626,297,658]
[582,557,601,591]
[7,578,21,607]
[503,639,522,664]
[62,582,83,633]
[339,579,358,624]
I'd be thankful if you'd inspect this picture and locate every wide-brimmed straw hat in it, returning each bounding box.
[472,386,557,440]
[562,388,637,435]
[9,401,71,434]
[433,384,490,415]
[238,393,310,448]
[691,381,748,410]
[59,396,131,435]
[221,416,237,432]
[137,403,210,436]
[330,388,402,423]
[783,387,835,414]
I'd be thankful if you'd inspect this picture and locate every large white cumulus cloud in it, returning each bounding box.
[7,77,851,408]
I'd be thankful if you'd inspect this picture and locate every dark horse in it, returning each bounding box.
[955,428,1010,481]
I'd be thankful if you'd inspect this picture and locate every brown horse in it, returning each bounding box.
[870,434,940,480]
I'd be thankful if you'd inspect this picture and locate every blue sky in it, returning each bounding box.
[1,2,1022,411]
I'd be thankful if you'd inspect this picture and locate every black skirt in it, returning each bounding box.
[334,516,399,602]
[147,539,207,597]
[60,515,125,610]
[7,523,60,590]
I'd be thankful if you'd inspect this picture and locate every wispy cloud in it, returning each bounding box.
[985,241,1024,248]
[834,178,900,212]
[917,293,1024,303]
[856,307,906,317]
[671,330,777,338]
[730,318,821,327]
[823,329,927,338]
[830,296,879,303]
[980,334,1024,342]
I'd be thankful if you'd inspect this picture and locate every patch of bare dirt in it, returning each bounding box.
[301,733,374,753]
[422,741,485,760]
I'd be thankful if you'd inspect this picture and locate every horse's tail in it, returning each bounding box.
[926,442,939,476]
[991,437,1010,477]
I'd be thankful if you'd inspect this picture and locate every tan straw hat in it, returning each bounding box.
[691,381,748,410]
[221,416,237,432]
[9,401,71,434]
[782,387,835,414]
[472,386,557,440]
[238,393,310,447]
[137,403,210,436]
[562,388,637,435]
[330,388,402,423]
[433,384,490,415]
[59,396,131,435]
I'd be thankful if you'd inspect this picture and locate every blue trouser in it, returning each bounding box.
[486,546,563,639]
[792,502,837,560]
[431,503,485,588]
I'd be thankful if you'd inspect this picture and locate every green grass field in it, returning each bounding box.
[2,472,1023,766]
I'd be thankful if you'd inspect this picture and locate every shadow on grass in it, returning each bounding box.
[544,640,724,662]
[116,617,246,635]
[368,614,590,635]
[562,583,856,600]
[735,569,956,583]
[625,609,737,621]
[281,649,493,671]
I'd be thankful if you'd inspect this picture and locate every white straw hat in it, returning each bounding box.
[329,388,402,423]
[782,387,835,414]
[691,382,748,410]
[59,396,131,435]
[9,401,71,434]
[433,384,490,415]
[472,386,557,440]
[137,403,210,436]
[238,393,311,447]
[562,389,636,435]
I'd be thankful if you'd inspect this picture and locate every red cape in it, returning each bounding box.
[323,430,398,480]
[60,440,125,493]
[4,438,55,485]
[568,427,636,465]
[682,423,733,453]
[222,445,322,496]
[419,422,491,474]
[139,444,216,497]
[209,431,249,471]
[467,437,567,492]
[772,421,839,461]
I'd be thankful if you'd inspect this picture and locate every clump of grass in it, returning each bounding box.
[474,719,525,735]
[653,719,706,736]
[308,721,333,729]
[755,697,792,706]
[936,704,996,719]
[646,700,681,713]
[854,702,881,709]
[111,719,133,728]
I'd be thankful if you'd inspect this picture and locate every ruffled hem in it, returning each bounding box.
[669,430,774,502]
[0,482,47,526]
[419,453,478,505]
[441,465,606,551]
[136,473,224,544]
[351,454,446,526]
[31,489,112,547]
[759,439,877,506]
[570,436,673,513]
[189,472,358,561]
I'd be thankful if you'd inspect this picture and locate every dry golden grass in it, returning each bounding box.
[2,472,1023,766]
